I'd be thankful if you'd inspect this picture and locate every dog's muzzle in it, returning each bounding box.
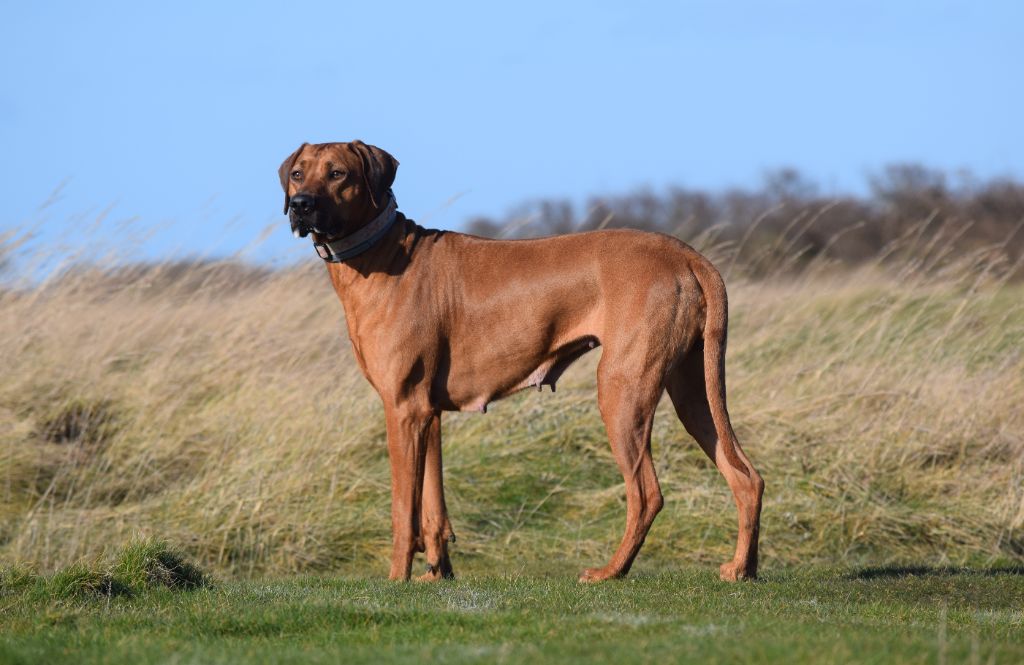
[289,194,318,238]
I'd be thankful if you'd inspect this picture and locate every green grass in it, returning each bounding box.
[2,565,1022,664]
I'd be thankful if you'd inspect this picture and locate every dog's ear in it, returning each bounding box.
[277,143,308,214]
[349,140,399,208]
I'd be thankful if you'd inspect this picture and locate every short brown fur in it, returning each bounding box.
[278,141,764,582]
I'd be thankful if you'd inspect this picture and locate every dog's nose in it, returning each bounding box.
[289,194,316,215]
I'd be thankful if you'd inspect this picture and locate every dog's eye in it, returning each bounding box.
[329,170,346,180]
[290,170,303,181]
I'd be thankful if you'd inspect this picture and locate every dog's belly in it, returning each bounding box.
[440,334,599,413]
[423,228,704,413]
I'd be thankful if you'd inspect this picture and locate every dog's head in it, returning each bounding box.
[278,141,399,239]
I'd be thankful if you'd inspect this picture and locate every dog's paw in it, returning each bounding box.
[578,567,618,583]
[414,562,454,582]
[719,561,756,582]
[415,570,443,582]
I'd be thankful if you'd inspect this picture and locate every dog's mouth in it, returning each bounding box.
[290,213,329,239]
[290,210,354,242]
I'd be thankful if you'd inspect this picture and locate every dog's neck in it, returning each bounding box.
[321,213,430,306]
[322,214,443,356]
[311,194,399,263]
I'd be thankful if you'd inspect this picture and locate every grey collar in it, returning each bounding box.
[312,194,399,263]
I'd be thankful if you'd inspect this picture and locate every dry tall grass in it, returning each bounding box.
[1,226,1022,577]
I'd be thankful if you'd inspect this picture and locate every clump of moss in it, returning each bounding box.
[43,562,131,599]
[2,539,209,602]
[112,538,209,591]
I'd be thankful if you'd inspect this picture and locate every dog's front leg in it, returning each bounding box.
[384,403,434,581]
[416,413,455,581]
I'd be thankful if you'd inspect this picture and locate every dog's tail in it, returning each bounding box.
[689,258,750,477]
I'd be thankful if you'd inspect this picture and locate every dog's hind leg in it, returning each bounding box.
[579,357,665,582]
[666,345,764,581]
[416,414,455,581]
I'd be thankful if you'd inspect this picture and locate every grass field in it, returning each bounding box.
[2,243,1022,576]
[2,225,1023,662]
[2,542,1023,664]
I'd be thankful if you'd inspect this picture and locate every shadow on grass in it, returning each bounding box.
[851,565,1024,580]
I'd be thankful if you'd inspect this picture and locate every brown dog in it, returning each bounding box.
[278,141,764,582]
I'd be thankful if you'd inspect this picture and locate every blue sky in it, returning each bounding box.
[2,1,1022,264]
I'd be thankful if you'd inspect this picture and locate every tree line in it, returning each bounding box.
[465,164,1024,277]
